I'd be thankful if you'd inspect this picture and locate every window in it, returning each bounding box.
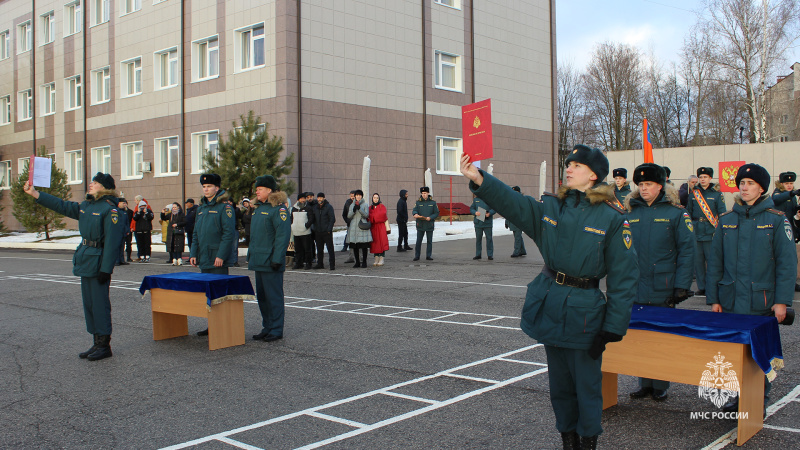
[65,150,83,184]
[194,36,219,81]
[191,131,218,173]
[155,136,179,175]
[155,48,178,89]
[435,137,462,175]
[18,89,33,121]
[65,2,82,36]
[235,23,264,72]
[40,12,55,44]
[65,75,82,110]
[41,83,56,116]
[435,51,461,92]
[92,67,110,104]
[121,0,141,15]
[121,141,143,179]
[0,161,11,189]
[0,95,10,125]
[18,157,30,175]
[121,58,142,96]
[91,146,111,174]
[779,136,789,142]
[17,21,32,54]
[93,0,110,25]
[434,0,460,8]
[0,30,10,60]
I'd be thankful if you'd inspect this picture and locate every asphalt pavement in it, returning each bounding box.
[1,235,799,449]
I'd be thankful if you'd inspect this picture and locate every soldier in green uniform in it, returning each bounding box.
[248,175,291,342]
[461,146,638,450]
[412,186,439,261]
[470,193,495,260]
[506,186,527,257]
[771,172,800,291]
[707,163,796,413]
[612,168,631,205]
[686,167,726,296]
[624,163,695,401]
[24,173,123,361]
[190,173,236,336]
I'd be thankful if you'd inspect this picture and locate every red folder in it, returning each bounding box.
[462,99,493,162]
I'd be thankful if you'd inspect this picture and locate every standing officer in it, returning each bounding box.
[412,186,439,261]
[686,167,726,296]
[23,173,123,361]
[612,168,631,206]
[707,163,796,413]
[470,193,495,260]
[506,186,527,257]
[248,175,291,342]
[624,163,695,401]
[771,171,800,291]
[461,146,638,450]
[190,173,236,336]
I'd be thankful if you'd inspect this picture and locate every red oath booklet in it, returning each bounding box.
[462,99,493,162]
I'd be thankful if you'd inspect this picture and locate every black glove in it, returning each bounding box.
[97,272,111,284]
[792,189,800,197]
[270,262,282,271]
[667,288,692,307]
[353,202,360,210]
[588,331,623,360]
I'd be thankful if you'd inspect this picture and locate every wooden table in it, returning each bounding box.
[602,328,764,446]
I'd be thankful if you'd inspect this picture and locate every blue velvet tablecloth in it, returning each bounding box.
[139,272,255,309]
[629,305,783,381]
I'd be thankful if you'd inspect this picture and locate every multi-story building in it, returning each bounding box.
[0,0,556,230]
[765,62,800,143]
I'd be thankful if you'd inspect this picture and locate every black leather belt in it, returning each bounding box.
[81,238,103,248]
[542,265,600,289]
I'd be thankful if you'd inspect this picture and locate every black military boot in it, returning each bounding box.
[629,386,653,399]
[87,335,113,361]
[79,334,99,359]
[579,435,598,450]
[560,431,579,450]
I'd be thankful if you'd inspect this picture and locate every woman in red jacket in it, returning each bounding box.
[369,193,390,266]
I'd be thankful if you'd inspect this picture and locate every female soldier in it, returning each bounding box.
[461,146,638,450]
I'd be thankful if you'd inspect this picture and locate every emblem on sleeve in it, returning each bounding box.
[111,212,119,224]
[685,217,693,232]
[226,207,233,218]
[280,211,288,221]
[623,229,632,249]
[785,219,793,241]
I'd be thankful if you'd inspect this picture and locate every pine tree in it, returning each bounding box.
[10,146,72,240]
[203,111,295,202]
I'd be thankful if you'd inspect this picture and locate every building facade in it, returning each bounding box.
[0,0,556,230]
[765,62,800,144]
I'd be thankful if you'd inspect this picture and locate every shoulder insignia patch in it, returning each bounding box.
[685,215,693,232]
[226,207,232,218]
[766,208,785,216]
[623,220,630,228]
[604,200,626,214]
[280,210,287,221]
[785,219,793,241]
[111,211,119,225]
[622,229,632,249]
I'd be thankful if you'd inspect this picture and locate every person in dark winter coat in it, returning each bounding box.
[184,199,197,249]
[686,167,726,295]
[241,199,254,246]
[342,190,356,260]
[24,173,123,361]
[133,200,154,262]
[117,198,133,265]
[311,193,336,269]
[707,163,796,414]
[678,176,698,207]
[165,203,186,265]
[771,172,800,291]
[412,187,439,261]
[470,193,495,260]
[461,145,638,450]
[505,186,527,257]
[613,168,631,205]
[369,193,390,266]
[396,189,412,252]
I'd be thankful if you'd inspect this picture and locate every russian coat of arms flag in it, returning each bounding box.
[719,161,746,192]
[462,99,493,162]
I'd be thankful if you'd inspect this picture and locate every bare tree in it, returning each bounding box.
[681,27,716,140]
[584,42,644,150]
[699,79,749,144]
[643,58,692,148]
[557,62,585,175]
[700,0,800,142]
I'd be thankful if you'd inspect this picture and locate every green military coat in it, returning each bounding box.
[247,191,292,272]
[686,183,726,241]
[614,183,631,205]
[470,172,639,349]
[469,197,495,228]
[412,196,439,231]
[190,189,236,269]
[625,186,695,306]
[771,183,799,242]
[37,190,123,277]
[706,195,797,315]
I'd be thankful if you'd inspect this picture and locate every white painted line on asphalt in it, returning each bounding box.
[498,358,548,367]
[443,373,500,384]
[702,383,800,449]
[161,344,546,450]
[473,317,504,324]
[0,256,73,262]
[384,309,416,316]
[381,391,439,405]
[285,269,529,289]
[428,313,458,320]
[305,411,367,429]
[763,424,800,433]
[215,436,264,450]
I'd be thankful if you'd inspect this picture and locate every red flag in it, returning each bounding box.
[643,118,653,163]
[718,161,746,192]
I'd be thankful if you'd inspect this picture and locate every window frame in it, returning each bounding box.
[0,95,11,125]
[154,47,179,90]
[434,50,461,92]
[121,0,142,16]
[0,30,10,60]
[64,149,83,184]
[0,160,11,190]
[92,0,110,26]
[435,136,463,176]
[91,146,111,174]
[121,141,144,180]
[154,136,180,176]
[121,57,143,97]
[40,11,56,45]
[64,1,82,37]
[41,82,57,116]
[191,130,219,174]
[193,35,219,81]
[64,75,82,111]
[234,23,265,73]
[18,157,30,175]
[434,0,461,9]
[17,21,32,54]
[91,66,111,104]
[18,89,33,121]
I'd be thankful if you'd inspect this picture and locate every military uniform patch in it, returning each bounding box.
[111,212,119,224]
[623,229,632,249]
[280,210,287,221]
[683,212,693,231]
[584,226,606,236]
[542,215,557,227]
[226,206,233,218]
[785,219,793,241]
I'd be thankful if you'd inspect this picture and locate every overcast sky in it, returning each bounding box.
[556,0,800,79]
